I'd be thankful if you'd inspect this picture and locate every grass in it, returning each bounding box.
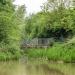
[0,50,21,61]
[25,39,75,63]
[0,43,21,61]
[0,37,75,62]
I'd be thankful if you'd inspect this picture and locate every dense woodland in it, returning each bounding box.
[24,0,75,40]
[0,0,75,62]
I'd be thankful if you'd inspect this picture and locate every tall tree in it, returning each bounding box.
[0,0,26,47]
[41,0,73,12]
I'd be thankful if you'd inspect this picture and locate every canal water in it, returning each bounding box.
[0,60,75,75]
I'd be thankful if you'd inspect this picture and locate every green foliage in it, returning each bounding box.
[24,8,75,40]
[0,50,21,61]
[0,0,15,12]
[24,0,75,40]
[18,0,75,63]
[0,0,26,61]
[26,41,75,63]
[0,0,75,62]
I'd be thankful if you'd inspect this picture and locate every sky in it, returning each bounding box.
[14,0,47,14]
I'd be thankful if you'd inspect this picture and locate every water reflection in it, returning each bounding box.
[0,61,74,75]
[25,64,64,75]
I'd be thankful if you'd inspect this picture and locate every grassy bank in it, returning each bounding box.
[25,39,75,63]
[0,38,75,62]
[0,43,21,61]
[0,50,21,61]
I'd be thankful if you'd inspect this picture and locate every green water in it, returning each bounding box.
[0,60,75,75]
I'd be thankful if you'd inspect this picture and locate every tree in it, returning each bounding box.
[41,0,73,12]
[0,0,26,51]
